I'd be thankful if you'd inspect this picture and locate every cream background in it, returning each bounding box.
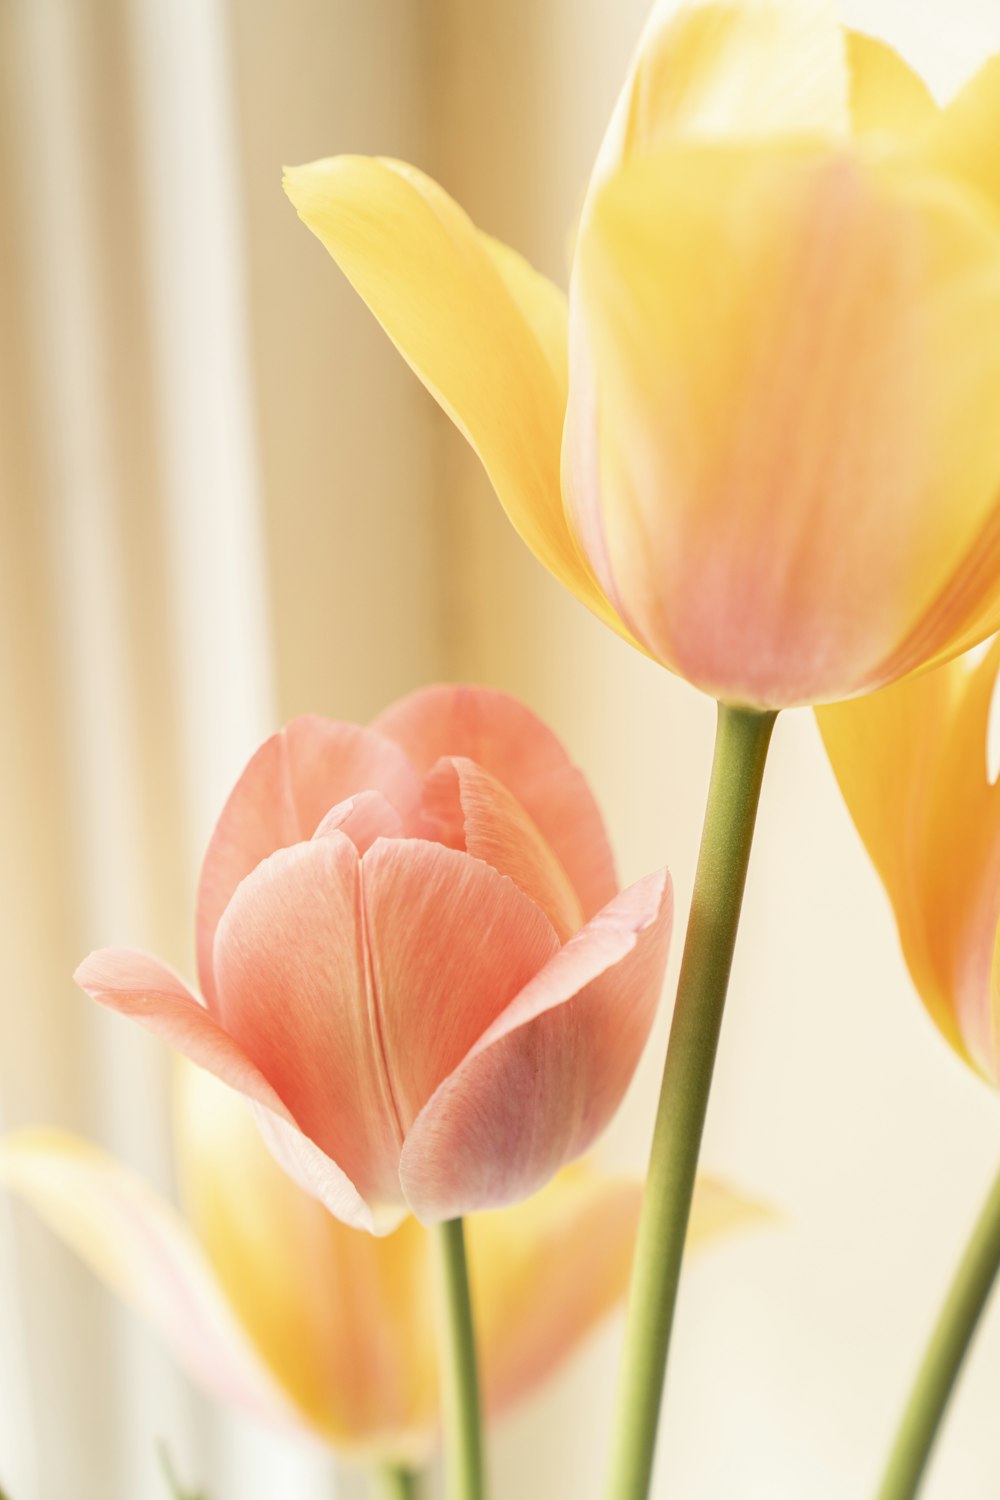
[1,2,1000,1497]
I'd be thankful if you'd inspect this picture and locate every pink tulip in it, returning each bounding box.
[77,686,672,1233]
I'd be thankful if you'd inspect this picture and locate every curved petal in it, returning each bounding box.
[399,869,672,1221]
[422,758,584,940]
[174,1066,436,1457]
[213,835,403,1214]
[360,839,560,1133]
[282,155,634,644]
[0,1129,297,1431]
[470,1163,769,1412]
[373,684,617,918]
[845,32,938,140]
[196,717,421,1006]
[578,141,1000,707]
[920,55,1000,216]
[312,790,404,853]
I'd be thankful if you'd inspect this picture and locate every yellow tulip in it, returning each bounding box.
[285,1,1000,710]
[818,639,1000,1086]
[0,1065,763,1467]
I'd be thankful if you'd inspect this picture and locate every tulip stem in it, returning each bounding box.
[376,1466,421,1500]
[875,1161,1000,1500]
[605,701,776,1500]
[433,1218,486,1500]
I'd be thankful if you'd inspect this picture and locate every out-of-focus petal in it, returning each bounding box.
[283,156,631,644]
[818,640,1000,1084]
[196,717,420,1006]
[213,834,403,1213]
[0,1129,296,1431]
[422,757,584,939]
[844,32,938,140]
[361,839,560,1133]
[921,55,1000,216]
[174,1066,435,1459]
[399,869,672,1221]
[578,142,1000,707]
[373,684,617,918]
[470,1163,770,1411]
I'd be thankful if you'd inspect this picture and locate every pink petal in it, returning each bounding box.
[212,833,404,1211]
[196,717,422,1006]
[312,790,404,854]
[0,1130,298,1430]
[422,757,584,939]
[399,869,673,1221]
[360,838,560,1131]
[372,685,617,919]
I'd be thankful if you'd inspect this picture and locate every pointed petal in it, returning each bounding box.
[312,790,404,854]
[399,870,672,1221]
[422,758,584,940]
[196,717,421,1006]
[283,155,632,642]
[845,32,937,140]
[469,1163,768,1412]
[0,1129,296,1429]
[361,839,560,1133]
[578,142,1000,706]
[213,834,403,1212]
[373,684,617,918]
[174,1065,437,1454]
[921,55,1000,215]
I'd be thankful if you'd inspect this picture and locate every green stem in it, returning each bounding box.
[375,1466,421,1500]
[433,1218,486,1499]
[876,1162,1000,1500]
[605,702,776,1500]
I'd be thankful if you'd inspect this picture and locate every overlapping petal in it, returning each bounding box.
[818,639,1000,1084]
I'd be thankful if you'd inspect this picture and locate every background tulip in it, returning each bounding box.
[285,0,1000,710]
[0,1064,762,1467]
[818,639,1000,1086]
[76,686,672,1232]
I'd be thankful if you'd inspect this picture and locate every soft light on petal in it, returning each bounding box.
[400,869,672,1220]
[921,55,1000,216]
[845,32,938,140]
[0,1129,296,1431]
[373,684,617,918]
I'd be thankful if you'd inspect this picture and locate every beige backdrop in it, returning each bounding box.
[2,2,1000,1497]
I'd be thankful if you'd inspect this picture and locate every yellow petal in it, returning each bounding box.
[467,1162,769,1411]
[577,140,1000,707]
[283,156,632,645]
[173,1063,436,1463]
[818,640,1000,1083]
[845,32,938,140]
[0,1127,295,1429]
[921,55,1000,216]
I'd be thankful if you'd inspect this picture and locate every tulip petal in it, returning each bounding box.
[579,142,1000,706]
[282,156,637,644]
[213,834,404,1213]
[470,1163,768,1411]
[845,32,938,140]
[399,869,672,1221]
[174,1066,435,1454]
[196,717,421,1006]
[422,757,584,940]
[360,839,560,1133]
[922,55,1000,216]
[312,790,404,853]
[372,684,617,918]
[0,1129,296,1430]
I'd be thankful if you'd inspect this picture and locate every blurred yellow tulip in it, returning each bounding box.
[286,1,1000,709]
[818,639,1000,1086]
[0,1065,763,1467]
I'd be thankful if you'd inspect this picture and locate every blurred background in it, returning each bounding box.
[2,1,1000,1496]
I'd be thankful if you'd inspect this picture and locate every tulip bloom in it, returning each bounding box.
[0,1065,760,1463]
[285,0,1000,710]
[818,639,1000,1086]
[76,686,672,1232]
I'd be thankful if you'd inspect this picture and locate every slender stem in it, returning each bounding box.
[876,1162,1000,1500]
[375,1466,421,1500]
[605,702,777,1500]
[433,1218,486,1499]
